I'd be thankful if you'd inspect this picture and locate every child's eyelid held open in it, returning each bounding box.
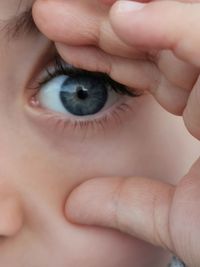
[25,54,143,138]
[38,55,138,97]
[56,43,157,93]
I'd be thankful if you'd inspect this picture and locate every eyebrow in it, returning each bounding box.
[0,6,39,39]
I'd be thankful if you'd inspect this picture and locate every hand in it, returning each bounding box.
[33,1,200,266]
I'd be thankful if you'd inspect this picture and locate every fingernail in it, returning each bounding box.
[115,1,146,13]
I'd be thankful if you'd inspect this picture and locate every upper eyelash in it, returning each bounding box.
[39,55,141,98]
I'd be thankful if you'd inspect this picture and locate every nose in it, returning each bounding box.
[0,196,24,237]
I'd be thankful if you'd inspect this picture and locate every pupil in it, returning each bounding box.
[76,86,88,100]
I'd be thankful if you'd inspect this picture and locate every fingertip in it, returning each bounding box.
[100,0,117,6]
[109,1,181,50]
[32,0,57,40]
[109,1,147,46]
[33,0,93,44]
[111,1,146,14]
[65,178,100,224]
[65,177,123,226]
[64,180,92,224]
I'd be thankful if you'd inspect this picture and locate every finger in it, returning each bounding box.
[183,76,200,140]
[110,0,200,67]
[56,43,159,92]
[32,0,103,46]
[57,44,190,114]
[32,0,145,59]
[99,0,151,6]
[157,50,199,93]
[65,161,200,267]
[33,0,196,115]
[99,0,117,6]
[65,177,175,251]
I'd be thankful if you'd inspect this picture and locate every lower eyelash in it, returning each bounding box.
[39,102,133,138]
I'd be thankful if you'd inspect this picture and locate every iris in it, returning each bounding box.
[60,75,108,116]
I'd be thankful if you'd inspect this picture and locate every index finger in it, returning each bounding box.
[32,0,144,59]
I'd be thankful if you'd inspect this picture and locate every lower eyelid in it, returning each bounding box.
[30,92,128,122]
[25,95,141,140]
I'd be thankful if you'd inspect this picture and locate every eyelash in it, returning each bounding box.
[39,55,137,97]
[30,55,142,135]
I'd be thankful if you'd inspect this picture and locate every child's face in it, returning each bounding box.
[0,1,198,267]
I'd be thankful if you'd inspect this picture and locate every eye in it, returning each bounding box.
[33,56,139,119]
[38,73,124,117]
[29,56,142,135]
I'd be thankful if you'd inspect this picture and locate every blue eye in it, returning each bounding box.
[36,57,139,120]
[38,73,133,117]
[39,74,116,117]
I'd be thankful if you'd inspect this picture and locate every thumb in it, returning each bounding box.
[65,176,175,251]
[109,0,200,67]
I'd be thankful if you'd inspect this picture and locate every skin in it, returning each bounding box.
[0,0,198,266]
[32,0,200,266]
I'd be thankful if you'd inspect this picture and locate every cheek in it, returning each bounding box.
[0,94,185,266]
[0,94,190,199]
[0,118,171,267]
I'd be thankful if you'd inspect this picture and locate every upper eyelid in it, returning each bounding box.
[39,55,138,97]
